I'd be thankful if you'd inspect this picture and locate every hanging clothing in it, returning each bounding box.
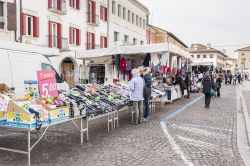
[120,57,126,71]
[126,59,132,71]
[143,53,151,67]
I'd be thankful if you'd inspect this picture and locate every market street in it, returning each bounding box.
[0,84,247,166]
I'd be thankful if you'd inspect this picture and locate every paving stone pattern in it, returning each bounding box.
[0,85,244,166]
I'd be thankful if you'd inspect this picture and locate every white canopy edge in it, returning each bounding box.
[191,62,214,66]
[0,40,60,56]
[76,42,192,60]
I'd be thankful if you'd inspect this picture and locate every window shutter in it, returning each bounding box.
[100,6,103,20]
[76,29,81,45]
[69,0,73,7]
[48,0,52,8]
[92,1,96,23]
[76,0,80,9]
[22,13,26,35]
[105,7,108,21]
[33,16,39,37]
[100,36,103,48]
[69,27,73,44]
[48,21,52,47]
[86,32,89,49]
[57,0,62,10]
[57,23,62,49]
[104,37,108,48]
[92,33,95,49]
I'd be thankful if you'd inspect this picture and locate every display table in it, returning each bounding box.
[0,115,87,166]
[155,85,182,104]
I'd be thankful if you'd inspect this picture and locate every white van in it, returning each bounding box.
[0,40,69,98]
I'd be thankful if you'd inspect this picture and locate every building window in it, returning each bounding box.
[242,53,245,56]
[197,54,200,58]
[133,38,137,45]
[210,54,213,58]
[70,0,80,9]
[22,13,39,37]
[136,16,139,25]
[114,31,119,42]
[140,41,144,45]
[191,55,194,58]
[112,1,116,14]
[86,32,95,50]
[0,2,4,29]
[100,36,108,48]
[118,4,121,17]
[127,10,130,22]
[143,19,145,29]
[69,27,81,46]
[132,13,134,24]
[100,6,108,21]
[124,35,129,42]
[203,54,207,58]
[123,7,126,20]
[139,17,142,27]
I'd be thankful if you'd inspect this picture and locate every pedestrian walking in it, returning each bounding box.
[129,68,144,124]
[184,72,191,98]
[142,67,152,122]
[233,74,237,85]
[202,71,215,108]
[215,74,223,97]
[237,73,242,84]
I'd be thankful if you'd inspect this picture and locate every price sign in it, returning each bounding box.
[37,70,58,97]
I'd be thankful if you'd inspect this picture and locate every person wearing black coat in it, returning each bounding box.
[173,74,187,96]
[216,74,222,97]
[202,72,215,108]
[184,73,191,98]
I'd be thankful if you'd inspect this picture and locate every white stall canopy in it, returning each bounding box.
[0,40,60,56]
[76,43,192,60]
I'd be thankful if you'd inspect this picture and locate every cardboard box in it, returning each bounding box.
[0,111,6,125]
[6,99,48,128]
[6,99,36,128]
[36,99,70,123]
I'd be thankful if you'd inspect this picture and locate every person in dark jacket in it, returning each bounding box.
[173,73,187,96]
[215,74,223,97]
[202,72,215,108]
[141,67,152,121]
[184,72,191,98]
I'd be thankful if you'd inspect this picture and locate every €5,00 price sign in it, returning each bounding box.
[37,70,58,97]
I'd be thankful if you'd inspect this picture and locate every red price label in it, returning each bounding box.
[37,71,58,97]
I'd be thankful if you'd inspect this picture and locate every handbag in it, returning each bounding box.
[210,80,216,97]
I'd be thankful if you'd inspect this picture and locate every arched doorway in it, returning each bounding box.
[61,58,75,86]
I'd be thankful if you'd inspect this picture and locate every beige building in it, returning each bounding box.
[189,44,229,70]
[235,46,250,71]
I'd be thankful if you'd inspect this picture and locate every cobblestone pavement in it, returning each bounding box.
[0,84,245,166]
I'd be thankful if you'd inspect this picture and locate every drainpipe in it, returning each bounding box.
[107,0,109,48]
[20,0,22,43]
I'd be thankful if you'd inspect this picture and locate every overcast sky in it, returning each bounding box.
[139,0,250,57]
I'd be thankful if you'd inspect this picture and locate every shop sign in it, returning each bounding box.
[37,71,58,97]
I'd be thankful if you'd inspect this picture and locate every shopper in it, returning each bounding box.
[142,67,152,121]
[215,74,223,97]
[202,71,215,108]
[173,73,187,96]
[233,74,237,85]
[184,72,191,98]
[237,73,242,84]
[229,73,233,84]
[129,68,144,124]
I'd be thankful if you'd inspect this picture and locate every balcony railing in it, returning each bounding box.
[48,0,67,15]
[86,12,100,26]
[47,35,69,50]
[86,43,100,50]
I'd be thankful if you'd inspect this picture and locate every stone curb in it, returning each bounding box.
[239,84,250,146]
